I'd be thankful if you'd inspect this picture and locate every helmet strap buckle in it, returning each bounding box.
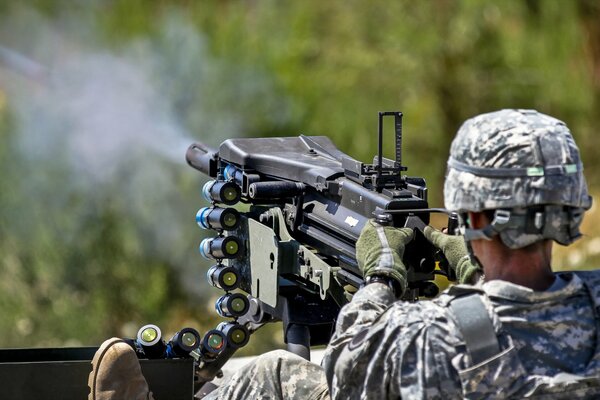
[534,211,544,230]
[490,210,511,230]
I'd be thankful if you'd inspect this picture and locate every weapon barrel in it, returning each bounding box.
[248,181,305,200]
[186,142,218,177]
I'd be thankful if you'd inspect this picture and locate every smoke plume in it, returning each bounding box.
[0,6,291,296]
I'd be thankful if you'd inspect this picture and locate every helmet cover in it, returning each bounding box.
[444,109,592,248]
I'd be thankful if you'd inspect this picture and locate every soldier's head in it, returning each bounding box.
[444,109,592,250]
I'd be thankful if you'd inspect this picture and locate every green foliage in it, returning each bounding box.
[180,0,596,199]
[0,0,599,352]
[0,116,179,345]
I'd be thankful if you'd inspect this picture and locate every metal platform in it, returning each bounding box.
[0,347,195,400]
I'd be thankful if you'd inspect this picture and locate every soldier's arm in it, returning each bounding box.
[322,288,463,399]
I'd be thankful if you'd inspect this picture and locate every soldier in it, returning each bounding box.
[90,109,600,399]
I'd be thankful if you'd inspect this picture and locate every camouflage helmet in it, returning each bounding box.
[444,109,592,249]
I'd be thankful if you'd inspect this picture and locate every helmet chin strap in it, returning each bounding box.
[459,210,519,272]
[459,208,544,270]
[457,212,486,271]
[464,238,485,272]
[461,209,512,242]
[460,206,584,248]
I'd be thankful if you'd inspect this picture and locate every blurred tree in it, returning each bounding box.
[177,0,596,196]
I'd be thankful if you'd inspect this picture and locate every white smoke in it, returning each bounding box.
[0,7,292,296]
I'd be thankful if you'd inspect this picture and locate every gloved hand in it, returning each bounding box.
[423,226,482,284]
[356,220,413,295]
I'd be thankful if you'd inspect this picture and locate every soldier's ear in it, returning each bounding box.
[467,211,490,230]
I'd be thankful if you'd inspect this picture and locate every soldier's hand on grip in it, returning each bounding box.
[356,220,413,295]
[423,226,481,284]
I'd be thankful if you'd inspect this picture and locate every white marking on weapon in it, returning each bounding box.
[345,216,359,227]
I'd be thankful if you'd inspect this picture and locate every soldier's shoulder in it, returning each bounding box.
[385,285,484,320]
[566,269,600,296]
[569,269,600,281]
[382,294,463,342]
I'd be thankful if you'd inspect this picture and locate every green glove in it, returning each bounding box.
[356,220,413,295]
[423,226,482,284]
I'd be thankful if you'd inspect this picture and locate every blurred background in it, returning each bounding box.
[0,0,599,353]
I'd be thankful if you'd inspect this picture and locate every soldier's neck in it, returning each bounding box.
[478,239,555,291]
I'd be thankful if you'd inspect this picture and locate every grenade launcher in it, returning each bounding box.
[186,112,457,384]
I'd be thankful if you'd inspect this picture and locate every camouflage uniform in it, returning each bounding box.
[323,272,600,399]
[207,270,600,399]
[204,349,329,400]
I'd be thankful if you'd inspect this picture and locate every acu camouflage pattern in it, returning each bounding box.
[444,109,592,248]
[204,349,329,400]
[322,271,600,399]
[207,270,600,399]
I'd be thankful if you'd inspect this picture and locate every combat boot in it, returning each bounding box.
[88,337,155,400]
